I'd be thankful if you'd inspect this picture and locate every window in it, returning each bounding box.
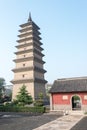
[22,74,25,78]
[23,64,25,67]
[62,95,68,100]
[84,95,87,100]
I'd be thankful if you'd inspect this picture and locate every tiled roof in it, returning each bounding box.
[49,77,87,93]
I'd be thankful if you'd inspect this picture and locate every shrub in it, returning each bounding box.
[34,92,44,107]
[34,99,44,107]
[0,105,45,113]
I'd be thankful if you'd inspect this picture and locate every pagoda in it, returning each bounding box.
[11,13,47,100]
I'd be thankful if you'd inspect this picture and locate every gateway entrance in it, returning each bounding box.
[72,95,81,110]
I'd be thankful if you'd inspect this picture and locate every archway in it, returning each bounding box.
[72,95,81,110]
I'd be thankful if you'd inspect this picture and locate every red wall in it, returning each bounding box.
[52,92,87,105]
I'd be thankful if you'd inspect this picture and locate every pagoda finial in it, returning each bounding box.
[28,12,32,22]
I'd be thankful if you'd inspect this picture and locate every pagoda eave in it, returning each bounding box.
[15,42,33,49]
[11,79,34,84]
[15,42,43,49]
[13,56,45,64]
[15,49,33,55]
[19,27,32,33]
[12,66,34,72]
[12,66,46,73]
[17,36,41,43]
[15,48,44,56]
[35,78,47,84]
[11,78,47,84]
[20,22,40,30]
[17,37,33,43]
[18,31,41,38]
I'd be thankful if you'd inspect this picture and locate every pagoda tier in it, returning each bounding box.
[14,48,44,56]
[11,78,47,84]
[15,42,43,50]
[13,57,45,64]
[12,66,46,73]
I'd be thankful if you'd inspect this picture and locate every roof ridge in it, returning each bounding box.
[57,76,87,81]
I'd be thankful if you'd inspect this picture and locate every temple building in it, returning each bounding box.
[49,77,87,113]
[11,13,47,100]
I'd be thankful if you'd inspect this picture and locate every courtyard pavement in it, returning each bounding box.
[0,112,86,130]
[33,114,83,130]
[0,112,61,130]
[71,116,87,130]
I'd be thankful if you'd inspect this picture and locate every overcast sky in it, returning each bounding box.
[0,0,87,84]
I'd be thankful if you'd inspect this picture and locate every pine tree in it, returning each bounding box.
[16,85,33,106]
[0,78,5,102]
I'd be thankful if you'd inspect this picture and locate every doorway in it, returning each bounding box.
[72,95,81,110]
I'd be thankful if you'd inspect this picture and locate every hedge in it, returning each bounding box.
[0,105,45,113]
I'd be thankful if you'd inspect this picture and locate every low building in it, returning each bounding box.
[49,77,87,112]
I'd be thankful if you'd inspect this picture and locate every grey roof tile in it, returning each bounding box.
[49,77,87,93]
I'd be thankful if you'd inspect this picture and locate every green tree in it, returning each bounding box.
[0,78,5,99]
[16,85,33,106]
[73,95,80,101]
[34,92,44,107]
[38,92,43,100]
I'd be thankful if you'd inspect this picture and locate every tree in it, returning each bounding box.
[38,92,43,100]
[0,78,5,100]
[34,92,44,107]
[16,85,33,106]
[73,95,80,101]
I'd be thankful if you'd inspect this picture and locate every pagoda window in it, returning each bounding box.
[22,74,25,78]
[23,64,25,67]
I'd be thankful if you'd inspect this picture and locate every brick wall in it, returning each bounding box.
[51,92,87,111]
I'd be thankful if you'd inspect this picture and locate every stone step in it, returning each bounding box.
[50,110,64,115]
[69,110,84,115]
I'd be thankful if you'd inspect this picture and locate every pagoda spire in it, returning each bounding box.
[28,12,32,22]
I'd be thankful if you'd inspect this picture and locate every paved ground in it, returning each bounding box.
[33,115,83,130]
[0,112,86,130]
[0,112,61,130]
[71,116,87,130]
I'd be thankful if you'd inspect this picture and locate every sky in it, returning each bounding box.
[0,0,87,85]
